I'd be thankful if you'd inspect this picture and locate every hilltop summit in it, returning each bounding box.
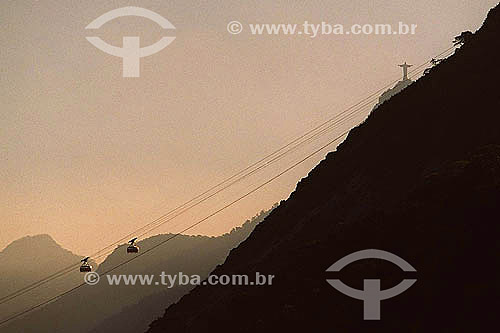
[374,77,413,109]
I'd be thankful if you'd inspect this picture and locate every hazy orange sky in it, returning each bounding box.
[1,0,497,255]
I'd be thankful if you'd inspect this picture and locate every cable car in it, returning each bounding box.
[80,257,92,272]
[127,238,139,253]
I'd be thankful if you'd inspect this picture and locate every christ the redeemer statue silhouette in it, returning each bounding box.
[399,62,413,80]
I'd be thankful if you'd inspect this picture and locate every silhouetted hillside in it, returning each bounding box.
[88,209,275,333]
[147,4,500,332]
[0,235,86,321]
[2,208,274,333]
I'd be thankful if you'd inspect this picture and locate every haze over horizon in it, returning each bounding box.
[1,0,497,255]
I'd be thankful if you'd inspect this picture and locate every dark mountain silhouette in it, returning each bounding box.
[147,4,500,333]
[88,209,275,333]
[2,208,274,333]
[0,234,87,321]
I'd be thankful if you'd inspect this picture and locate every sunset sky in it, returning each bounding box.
[1,0,497,255]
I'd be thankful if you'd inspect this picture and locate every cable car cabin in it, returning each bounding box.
[80,264,92,272]
[127,238,139,253]
[127,245,139,253]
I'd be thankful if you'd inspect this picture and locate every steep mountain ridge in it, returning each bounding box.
[148,4,500,332]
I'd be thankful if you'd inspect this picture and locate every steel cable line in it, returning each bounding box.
[0,126,355,327]
[0,46,456,310]
[0,85,379,308]
[0,46,456,309]
[0,46,455,309]
[0,59,451,327]
[0,75,397,307]
[0,52,454,327]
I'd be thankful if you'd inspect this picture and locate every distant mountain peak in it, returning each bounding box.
[2,234,58,252]
[0,234,81,266]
